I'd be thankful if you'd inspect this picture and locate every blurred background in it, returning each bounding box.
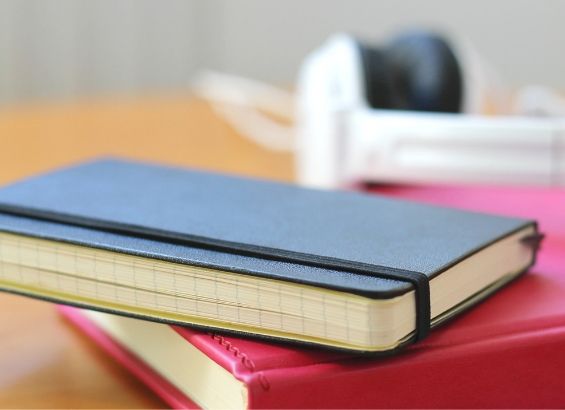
[0,3,564,408]
[0,0,563,105]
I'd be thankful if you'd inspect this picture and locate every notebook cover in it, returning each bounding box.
[60,185,565,408]
[0,158,534,297]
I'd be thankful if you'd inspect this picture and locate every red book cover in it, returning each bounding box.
[60,186,565,408]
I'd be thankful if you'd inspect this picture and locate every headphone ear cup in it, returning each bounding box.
[384,31,463,113]
[358,43,396,109]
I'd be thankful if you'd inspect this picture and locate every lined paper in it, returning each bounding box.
[0,232,384,345]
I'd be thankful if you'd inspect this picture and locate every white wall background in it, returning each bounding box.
[0,0,563,105]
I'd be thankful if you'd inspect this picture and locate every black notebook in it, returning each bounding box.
[0,159,540,352]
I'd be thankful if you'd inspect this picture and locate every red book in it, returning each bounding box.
[60,185,565,408]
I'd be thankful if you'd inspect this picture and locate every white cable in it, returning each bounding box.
[191,70,296,152]
[514,85,565,117]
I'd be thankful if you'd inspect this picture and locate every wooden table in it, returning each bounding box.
[0,96,294,408]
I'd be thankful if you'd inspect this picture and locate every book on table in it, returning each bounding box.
[0,158,541,352]
[59,185,564,409]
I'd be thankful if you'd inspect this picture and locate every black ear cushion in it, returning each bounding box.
[384,32,463,112]
[358,43,397,109]
[359,32,463,113]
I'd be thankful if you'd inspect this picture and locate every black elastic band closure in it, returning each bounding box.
[0,205,432,341]
[520,233,545,251]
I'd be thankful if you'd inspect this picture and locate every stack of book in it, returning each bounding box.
[0,158,562,408]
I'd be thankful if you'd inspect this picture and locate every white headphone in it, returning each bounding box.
[296,32,565,188]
